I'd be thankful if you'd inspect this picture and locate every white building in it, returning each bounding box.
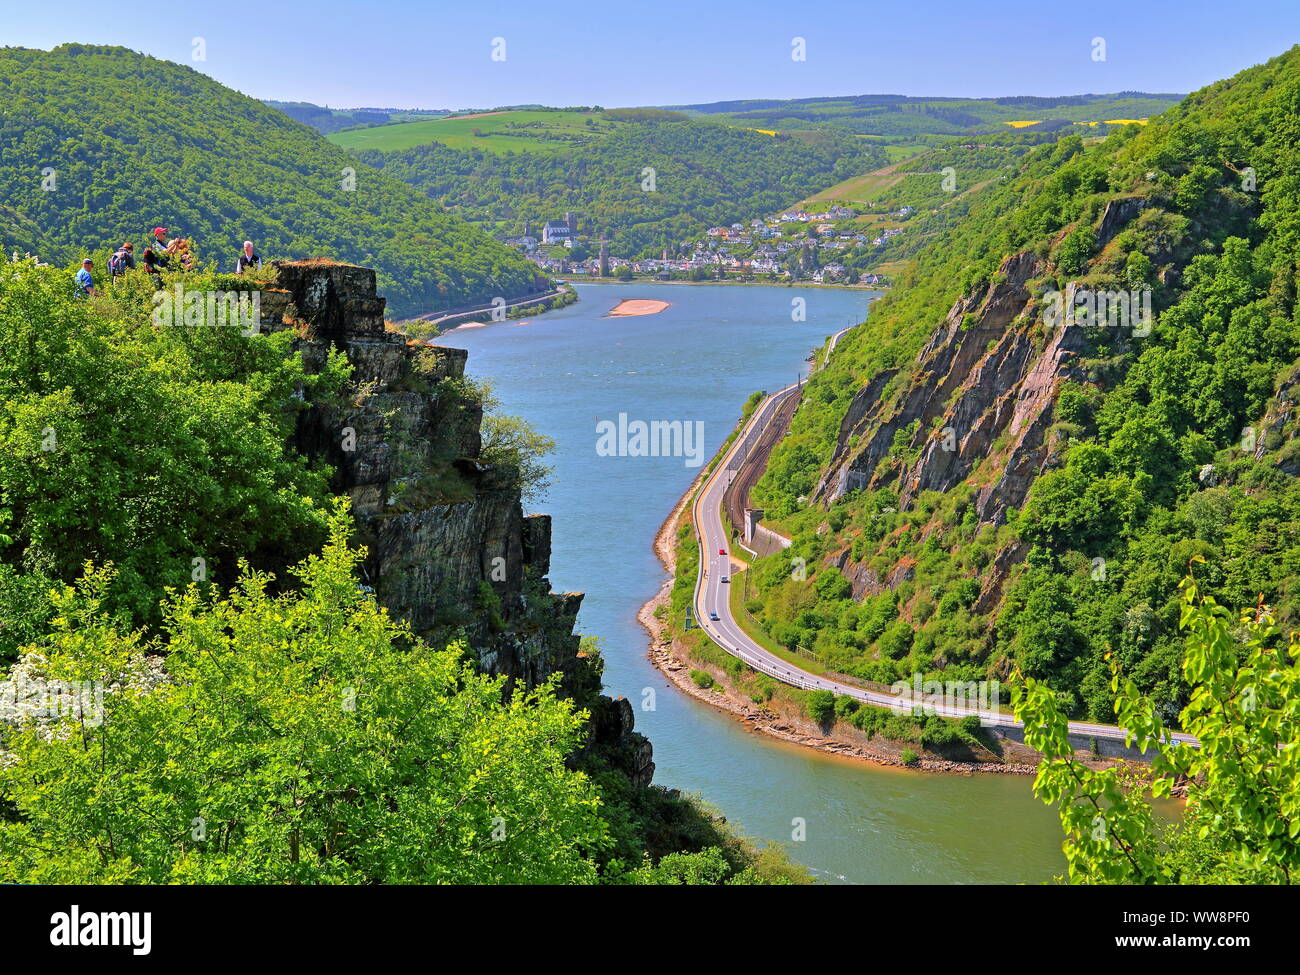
[542,221,574,244]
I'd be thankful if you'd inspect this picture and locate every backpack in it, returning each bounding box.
[108,250,126,276]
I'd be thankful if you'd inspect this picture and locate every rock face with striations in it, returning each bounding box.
[808,191,1164,613]
[812,249,1091,610]
[814,250,1082,522]
[257,259,654,787]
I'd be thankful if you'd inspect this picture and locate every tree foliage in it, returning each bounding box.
[359,121,884,257]
[1015,570,1300,884]
[0,504,608,884]
[0,44,545,316]
[0,258,347,651]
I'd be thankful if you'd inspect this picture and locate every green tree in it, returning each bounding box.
[814,567,852,601]
[1055,226,1095,275]
[1014,566,1300,884]
[0,504,608,884]
[0,259,347,640]
[477,381,556,503]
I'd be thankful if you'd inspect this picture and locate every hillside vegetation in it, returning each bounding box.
[788,138,1047,281]
[356,118,885,256]
[0,256,801,884]
[746,45,1300,723]
[0,45,545,316]
[263,100,396,135]
[670,91,1183,145]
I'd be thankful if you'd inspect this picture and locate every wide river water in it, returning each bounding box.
[440,281,1067,884]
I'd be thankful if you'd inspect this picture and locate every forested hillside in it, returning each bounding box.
[670,91,1183,144]
[747,45,1300,724]
[0,45,545,316]
[355,119,885,256]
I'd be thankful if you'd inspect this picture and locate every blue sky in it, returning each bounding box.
[3,0,1298,108]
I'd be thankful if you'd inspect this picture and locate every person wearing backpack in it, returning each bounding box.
[108,241,135,279]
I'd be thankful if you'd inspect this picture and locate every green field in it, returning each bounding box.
[329,109,622,153]
[801,157,914,205]
[668,92,1181,144]
[881,143,928,162]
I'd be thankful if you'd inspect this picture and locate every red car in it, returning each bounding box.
[718,548,726,555]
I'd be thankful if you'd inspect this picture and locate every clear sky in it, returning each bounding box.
[3,0,1298,109]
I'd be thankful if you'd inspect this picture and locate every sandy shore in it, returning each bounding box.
[636,460,1042,776]
[608,298,670,317]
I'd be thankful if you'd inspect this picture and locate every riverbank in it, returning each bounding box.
[637,466,1048,776]
[443,280,1079,881]
[404,284,576,333]
[565,276,885,294]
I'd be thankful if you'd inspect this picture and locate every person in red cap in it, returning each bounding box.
[151,227,172,269]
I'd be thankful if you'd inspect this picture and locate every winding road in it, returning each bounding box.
[689,326,1199,748]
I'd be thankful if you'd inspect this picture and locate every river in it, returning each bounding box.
[439,281,1068,884]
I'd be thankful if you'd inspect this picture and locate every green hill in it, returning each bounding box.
[746,45,1300,723]
[667,91,1184,145]
[0,44,546,317]
[354,119,887,257]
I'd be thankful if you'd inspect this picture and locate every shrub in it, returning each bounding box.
[879,620,915,659]
[806,689,836,724]
[920,715,964,750]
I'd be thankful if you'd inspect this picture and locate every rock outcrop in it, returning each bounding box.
[1095,195,1147,249]
[803,179,1171,614]
[809,249,1097,609]
[257,259,654,787]
[815,250,1086,526]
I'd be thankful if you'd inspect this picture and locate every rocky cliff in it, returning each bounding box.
[805,170,1266,617]
[816,250,1069,516]
[810,210,1147,609]
[256,259,654,787]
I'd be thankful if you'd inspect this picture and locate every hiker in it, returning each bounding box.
[235,240,261,275]
[150,227,172,269]
[108,241,135,279]
[75,258,98,297]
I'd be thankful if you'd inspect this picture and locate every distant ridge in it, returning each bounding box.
[0,44,545,315]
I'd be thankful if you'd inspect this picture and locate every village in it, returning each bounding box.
[498,201,914,286]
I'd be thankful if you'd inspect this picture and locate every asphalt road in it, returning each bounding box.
[689,328,1199,747]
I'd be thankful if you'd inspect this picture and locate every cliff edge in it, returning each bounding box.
[256,259,654,787]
